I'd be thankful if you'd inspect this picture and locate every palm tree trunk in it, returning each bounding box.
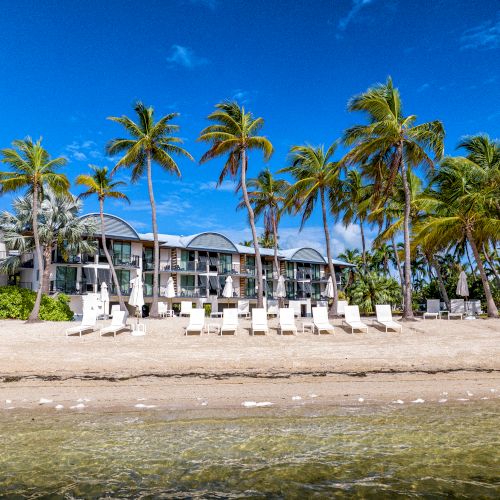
[466,228,499,318]
[100,199,126,311]
[241,148,264,308]
[147,151,159,318]
[41,245,52,295]
[399,153,414,320]
[28,182,44,322]
[360,220,367,272]
[320,188,338,316]
[431,256,450,310]
[272,211,281,307]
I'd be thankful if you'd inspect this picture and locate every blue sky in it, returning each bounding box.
[0,0,498,256]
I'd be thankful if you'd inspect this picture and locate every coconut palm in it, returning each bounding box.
[76,165,130,311]
[415,135,499,317]
[198,101,273,307]
[280,142,342,314]
[0,190,96,295]
[337,248,361,288]
[106,102,193,317]
[239,168,290,285]
[338,169,371,270]
[343,77,445,319]
[0,138,69,321]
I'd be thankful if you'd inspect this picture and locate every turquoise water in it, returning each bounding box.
[1,402,499,498]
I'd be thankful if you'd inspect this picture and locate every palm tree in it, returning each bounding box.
[343,77,445,319]
[337,248,361,288]
[280,142,342,314]
[198,101,273,307]
[76,165,130,311]
[0,138,69,321]
[415,135,499,317]
[106,102,193,317]
[338,169,371,271]
[239,168,290,288]
[0,190,97,294]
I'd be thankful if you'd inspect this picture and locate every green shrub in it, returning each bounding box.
[0,286,74,321]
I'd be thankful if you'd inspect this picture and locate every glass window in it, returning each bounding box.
[144,273,153,296]
[312,264,320,280]
[113,241,131,260]
[115,270,130,294]
[55,266,77,293]
[286,262,295,279]
[180,275,195,288]
[219,253,232,273]
[245,278,255,297]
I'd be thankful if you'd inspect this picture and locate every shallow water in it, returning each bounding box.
[1,402,499,498]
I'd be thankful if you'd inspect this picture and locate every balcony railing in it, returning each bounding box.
[143,260,172,272]
[177,286,207,298]
[54,254,94,265]
[112,255,140,268]
[51,280,88,295]
[110,284,131,295]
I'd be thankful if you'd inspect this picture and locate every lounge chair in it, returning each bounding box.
[267,300,279,317]
[278,308,297,335]
[99,310,129,338]
[423,299,441,319]
[180,301,193,317]
[343,305,369,333]
[110,304,120,318]
[237,300,250,318]
[219,308,238,335]
[375,305,402,333]
[288,300,302,317]
[183,308,206,335]
[251,308,269,335]
[65,309,97,338]
[449,299,465,320]
[312,307,335,334]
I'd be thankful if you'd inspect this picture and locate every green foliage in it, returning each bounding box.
[203,303,212,317]
[0,286,73,321]
[345,273,401,314]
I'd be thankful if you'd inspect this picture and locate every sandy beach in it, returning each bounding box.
[1,316,499,413]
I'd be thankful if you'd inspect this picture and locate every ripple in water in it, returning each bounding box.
[0,402,499,498]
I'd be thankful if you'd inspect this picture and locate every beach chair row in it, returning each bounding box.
[423,298,481,320]
[183,305,403,335]
[65,309,130,338]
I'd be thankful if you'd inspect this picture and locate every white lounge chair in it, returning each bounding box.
[251,308,269,335]
[278,308,297,335]
[65,309,97,338]
[449,299,465,320]
[237,300,250,318]
[180,301,193,317]
[99,310,129,338]
[110,304,120,318]
[219,308,238,335]
[423,299,441,319]
[312,307,335,334]
[375,305,402,333]
[183,308,205,335]
[343,305,368,333]
[288,300,302,317]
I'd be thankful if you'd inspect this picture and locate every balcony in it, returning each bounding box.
[143,260,172,272]
[177,286,207,298]
[19,254,34,268]
[54,254,94,265]
[112,255,140,268]
[110,284,131,296]
[51,280,88,295]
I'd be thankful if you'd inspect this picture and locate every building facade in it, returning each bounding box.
[0,214,354,314]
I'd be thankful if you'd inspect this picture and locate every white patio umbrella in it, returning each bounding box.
[100,282,109,317]
[325,276,334,299]
[165,276,176,311]
[222,276,233,299]
[276,275,286,298]
[456,270,469,298]
[129,274,145,323]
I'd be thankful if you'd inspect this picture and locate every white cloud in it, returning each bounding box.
[166,45,209,69]
[338,0,375,32]
[461,17,500,50]
[65,140,99,163]
[417,83,430,93]
[72,151,87,161]
[199,180,237,192]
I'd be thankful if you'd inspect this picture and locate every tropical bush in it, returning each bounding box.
[345,273,401,314]
[0,286,73,321]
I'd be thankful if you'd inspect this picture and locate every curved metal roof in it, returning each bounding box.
[80,213,141,240]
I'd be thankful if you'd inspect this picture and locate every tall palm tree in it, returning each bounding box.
[0,190,97,294]
[280,142,342,314]
[338,168,371,271]
[106,102,193,317]
[415,135,499,317]
[76,165,130,311]
[337,248,360,288]
[198,101,273,307]
[343,77,444,319]
[0,138,69,321]
[239,168,290,287]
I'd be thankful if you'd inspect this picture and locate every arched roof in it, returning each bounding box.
[285,247,327,263]
[80,213,141,240]
[185,232,238,252]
